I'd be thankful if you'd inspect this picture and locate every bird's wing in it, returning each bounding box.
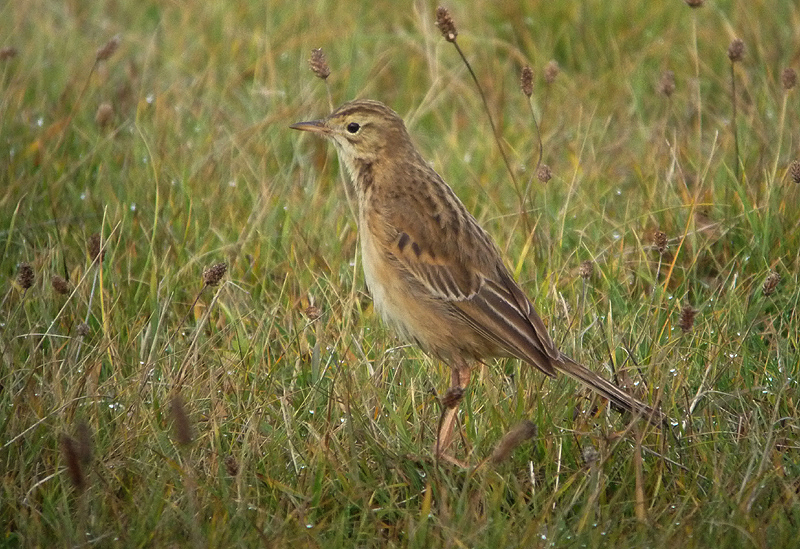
[386,225,483,301]
[377,171,560,376]
[452,268,561,376]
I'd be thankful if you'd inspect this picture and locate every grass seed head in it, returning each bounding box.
[0,46,17,61]
[309,48,331,80]
[544,60,560,84]
[790,160,800,184]
[679,305,697,332]
[727,38,744,63]
[659,70,676,97]
[95,102,114,128]
[654,230,668,254]
[224,455,239,476]
[77,322,90,337]
[52,275,70,295]
[435,7,458,43]
[782,68,797,91]
[88,233,105,263]
[17,262,34,290]
[490,420,537,464]
[762,271,780,296]
[304,305,321,321]
[75,421,93,466]
[96,35,120,62]
[203,262,228,287]
[520,65,534,97]
[170,395,193,447]
[537,164,552,183]
[60,435,85,490]
[581,442,600,466]
[579,260,594,280]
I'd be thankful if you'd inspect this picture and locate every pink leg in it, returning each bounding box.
[435,359,472,458]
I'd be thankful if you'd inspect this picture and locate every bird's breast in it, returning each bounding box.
[358,213,486,361]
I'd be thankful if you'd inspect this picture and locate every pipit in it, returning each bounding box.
[291,100,665,457]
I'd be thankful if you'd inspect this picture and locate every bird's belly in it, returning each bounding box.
[360,228,419,338]
[359,226,476,358]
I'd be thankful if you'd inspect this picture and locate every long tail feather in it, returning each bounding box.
[556,355,667,427]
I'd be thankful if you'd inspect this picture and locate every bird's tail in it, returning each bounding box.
[555,355,667,427]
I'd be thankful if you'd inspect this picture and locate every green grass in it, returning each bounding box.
[2,0,800,547]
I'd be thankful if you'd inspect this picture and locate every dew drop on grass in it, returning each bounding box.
[228,180,236,187]
[37,117,43,127]
[130,203,136,211]
[146,94,154,104]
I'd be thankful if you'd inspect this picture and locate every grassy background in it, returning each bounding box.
[2,0,800,546]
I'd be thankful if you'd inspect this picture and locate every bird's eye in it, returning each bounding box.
[346,122,360,134]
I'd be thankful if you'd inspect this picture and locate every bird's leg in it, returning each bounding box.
[435,360,472,459]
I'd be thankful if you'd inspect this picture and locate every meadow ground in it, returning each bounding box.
[2,1,799,547]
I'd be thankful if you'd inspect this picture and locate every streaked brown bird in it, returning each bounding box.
[291,99,665,457]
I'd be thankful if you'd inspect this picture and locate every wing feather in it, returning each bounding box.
[382,223,559,376]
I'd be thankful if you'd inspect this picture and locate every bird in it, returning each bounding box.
[291,99,665,457]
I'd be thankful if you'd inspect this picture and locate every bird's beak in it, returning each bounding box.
[289,119,329,134]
